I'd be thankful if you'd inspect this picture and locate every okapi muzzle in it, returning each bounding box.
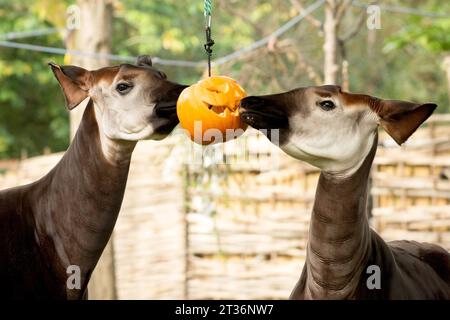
[239,91,298,143]
[153,82,188,136]
[127,55,188,139]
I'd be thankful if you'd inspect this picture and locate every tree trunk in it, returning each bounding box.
[66,0,117,300]
[366,28,377,92]
[444,55,450,104]
[323,0,339,85]
[88,241,117,300]
[68,0,113,139]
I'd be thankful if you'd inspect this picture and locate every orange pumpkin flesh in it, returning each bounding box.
[177,76,247,145]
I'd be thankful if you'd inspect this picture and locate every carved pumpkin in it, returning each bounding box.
[176,76,247,145]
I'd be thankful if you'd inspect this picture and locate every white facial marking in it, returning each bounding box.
[92,75,162,142]
[281,91,379,176]
[88,69,173,164]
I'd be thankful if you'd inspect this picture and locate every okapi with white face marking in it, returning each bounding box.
[240,85,450,299]
[0,56,186,299]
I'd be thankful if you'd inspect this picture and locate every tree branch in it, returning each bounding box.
[285,46,322,85]
[217,0,264,37]
[336,0,352,26]
[289,0,322,30]
[339,9,366,42]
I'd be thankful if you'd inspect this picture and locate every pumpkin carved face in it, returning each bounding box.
[176,76,247,145]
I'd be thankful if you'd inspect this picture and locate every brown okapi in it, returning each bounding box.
[239,85,450,299]
[0,56,186,299]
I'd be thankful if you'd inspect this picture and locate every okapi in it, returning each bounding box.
[0,56,186,299]
[240,85,450,299]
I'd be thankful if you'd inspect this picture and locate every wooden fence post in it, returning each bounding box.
[67,0,117,300]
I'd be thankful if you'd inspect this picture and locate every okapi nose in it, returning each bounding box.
[166,83,188,100]
[240,96,265,110]
[176,84,189,94]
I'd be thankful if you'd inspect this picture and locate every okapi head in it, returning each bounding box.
[49,55,187,141]
[240,85,437,174]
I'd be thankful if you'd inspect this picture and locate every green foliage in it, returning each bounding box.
[380,1,450,112]
[0,0,69,159]
[0,0,448,159]
[384,15,450,53]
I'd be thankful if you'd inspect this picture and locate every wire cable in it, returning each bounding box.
[0,28,61,40]
[0,0,325,68]
[352,1,450,18]
[213,0,325,66]
[0,0,447,68]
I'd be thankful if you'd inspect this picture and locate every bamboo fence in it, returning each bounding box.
[0,114,449,299]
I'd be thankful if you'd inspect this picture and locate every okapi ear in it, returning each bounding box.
[137,55,153,67]
[375,100,437,145]
[49,62,92,110]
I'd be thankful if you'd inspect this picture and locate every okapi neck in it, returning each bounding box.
[33,101,132,297]
[317,133,377,204]
[305,134,378,299]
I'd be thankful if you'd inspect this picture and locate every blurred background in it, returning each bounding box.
[0,0,449,299]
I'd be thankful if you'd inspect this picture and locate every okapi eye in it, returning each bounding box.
[116,83,133,94]
[318,100,336,111]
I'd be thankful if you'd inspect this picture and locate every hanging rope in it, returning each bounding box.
[204,0,215,76]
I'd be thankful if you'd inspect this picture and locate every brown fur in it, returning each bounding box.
[240,85,449,300]
[290,135,450,299]
[0,59,185,299]
[0,104,124,299]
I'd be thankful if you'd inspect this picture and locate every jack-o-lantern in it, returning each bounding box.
[176,76,247,145]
